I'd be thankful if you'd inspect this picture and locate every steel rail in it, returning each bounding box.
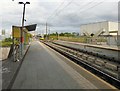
[43,41,120,89]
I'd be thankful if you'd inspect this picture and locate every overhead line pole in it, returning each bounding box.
[21,3,25,57]
[46,22,47,41]
[48,27,50,40]
[45,0,67,39]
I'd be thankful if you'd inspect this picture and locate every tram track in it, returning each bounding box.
[42,41,120,89]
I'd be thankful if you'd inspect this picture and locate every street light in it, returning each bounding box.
[19,2,30,4]
[19,2,30,57]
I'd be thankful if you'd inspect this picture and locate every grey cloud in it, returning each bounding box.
[48,2,118,29]
[1,0,119,34]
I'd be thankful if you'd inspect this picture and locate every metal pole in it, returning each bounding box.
[46,22,47,41]
[49,27,50,40]
[21,4,26,57]
[12,26,15,61]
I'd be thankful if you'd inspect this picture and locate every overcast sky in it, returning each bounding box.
[0,0,119,35]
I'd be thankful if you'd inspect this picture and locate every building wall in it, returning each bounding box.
[108,22,118,32]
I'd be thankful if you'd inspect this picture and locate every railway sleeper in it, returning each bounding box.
[47,43,119,74]
[72,51,78,55]
[77,52,83,57]
[91,64,118,79]
[118,68,120,80]
[82,54,88,60]
[69,50,75,54]
[104,69,118,78]
[53,42,120,64]
[92,64,102,70]
[105,63,118,71]
[94,59,105,66]
[87,56,95,63]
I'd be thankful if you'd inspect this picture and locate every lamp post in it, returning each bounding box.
[19,2,30,57]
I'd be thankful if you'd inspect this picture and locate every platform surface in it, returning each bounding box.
[11,41,116,89]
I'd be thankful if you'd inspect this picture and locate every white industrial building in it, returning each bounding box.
[80,21,118,36]
[80,21,118,45]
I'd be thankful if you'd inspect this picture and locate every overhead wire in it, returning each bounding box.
[55,0,73,16]
[49,0,105,31]
[49,0,96,23]
[72,0,105,27]
[77,1,104,14]
[48,0,73,23]
[72,0,96,14]
[53,0,104,24]
[73,0,95,7]
[46,0,66,22]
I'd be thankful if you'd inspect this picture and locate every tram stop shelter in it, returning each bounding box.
[11,24,37,58]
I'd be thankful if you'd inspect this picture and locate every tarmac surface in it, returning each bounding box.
[2,45,30,89]
[11,41,116,89]
[0,47,10,60]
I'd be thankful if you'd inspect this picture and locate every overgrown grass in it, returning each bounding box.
[58,36,87,43]
[48,36,107,44]
[49,36,58,40]
[0,41,12,47]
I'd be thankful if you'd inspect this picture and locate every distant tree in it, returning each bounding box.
[72,32,79,37]
[59,33,64,36]
[4,37,12,42]
[59,32,73,37]
[50,33,56,36]
[44,34,47,38]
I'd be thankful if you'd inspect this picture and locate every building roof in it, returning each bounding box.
[13,24,37,32]
[25,24,37,31]
[80,21,118,26]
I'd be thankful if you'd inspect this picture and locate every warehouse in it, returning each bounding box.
[80,21,118,45]
[80,21,118,36]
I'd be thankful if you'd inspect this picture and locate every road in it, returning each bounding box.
[11,41,116,89]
